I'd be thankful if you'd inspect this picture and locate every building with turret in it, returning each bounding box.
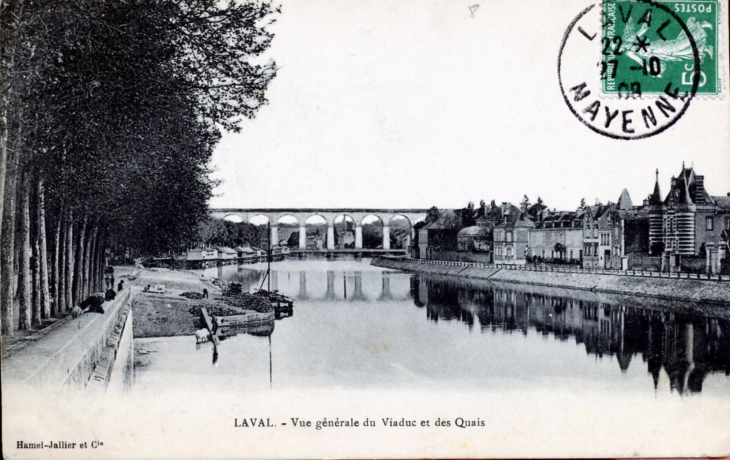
[645,164,730,273]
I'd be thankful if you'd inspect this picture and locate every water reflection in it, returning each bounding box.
[220,265,412,303]
[135,261,729,395]
[415,275,730,395]
[222,264,730,395]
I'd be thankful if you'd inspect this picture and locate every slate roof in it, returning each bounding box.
[534,211,582,229]
[713,195,730,211]
[496,207,534,229]
[663,165,714,206]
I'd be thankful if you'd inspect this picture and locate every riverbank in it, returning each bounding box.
[131,267,277,338]
[372,258,730,305]
[132,268,219,338]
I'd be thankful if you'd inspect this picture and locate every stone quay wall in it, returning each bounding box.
[373,258,730,305]
[1,289,134,391]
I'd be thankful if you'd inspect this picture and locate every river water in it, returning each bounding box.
[133,258,730,400]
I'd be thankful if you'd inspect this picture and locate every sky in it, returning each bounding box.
[209,0,730,212]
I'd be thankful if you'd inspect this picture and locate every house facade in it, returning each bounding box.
[493,204,534,265]
[528,210,584,263]
[581,205,611,269]
[416,210,462,259]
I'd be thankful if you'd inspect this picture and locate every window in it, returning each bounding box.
[726,217,730,230]
[506,231,513,242]
[706,217,714,231]
[601,233,610,245]
[593,225,598,238]
[506,247,513,257]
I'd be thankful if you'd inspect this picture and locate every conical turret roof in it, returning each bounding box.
[649,169,662,205]
[617,188,633,210]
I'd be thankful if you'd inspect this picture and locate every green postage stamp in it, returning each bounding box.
[601,0,721,95]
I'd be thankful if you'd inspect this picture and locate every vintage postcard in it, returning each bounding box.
[1,0,729,458]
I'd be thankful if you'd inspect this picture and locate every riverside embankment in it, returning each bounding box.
[372,258,730,305]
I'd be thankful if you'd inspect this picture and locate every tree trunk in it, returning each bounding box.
[30,175,40,324]
[0,148,16,334]
[97,231,106,292]
[64,210,74,311]
[51,209,62,316]
[58,210,68,313]
[17,170,31,330]
[32,232,40,324]
[37,179,50,318]
[82,220,94,298]
[94,231,104,293]
[0,0,22,256]
[86,225,98,296]
[0,107,20,335]
[74,215,87,305]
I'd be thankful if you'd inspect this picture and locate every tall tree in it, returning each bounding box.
[1,0,279,332]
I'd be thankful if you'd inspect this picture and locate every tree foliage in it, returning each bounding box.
[528,196,547,221]
[0,0,278,332]
[197,218,265,249]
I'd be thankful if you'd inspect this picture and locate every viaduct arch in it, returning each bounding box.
[209,208,429,250]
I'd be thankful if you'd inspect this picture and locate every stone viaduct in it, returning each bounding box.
[209,208,429,250]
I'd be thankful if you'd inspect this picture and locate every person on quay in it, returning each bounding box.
[73,293,107,317]
[104,265,115,290]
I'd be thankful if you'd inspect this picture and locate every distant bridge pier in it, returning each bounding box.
[327,225,335,250]
[325,271,336,299]
[270,226,279,246]
[355,225,363,249]
[382,225,390,250]
[298,271,307,299]
[298,225,306,249]
[380,271,392,300]
[353,272,364,300]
